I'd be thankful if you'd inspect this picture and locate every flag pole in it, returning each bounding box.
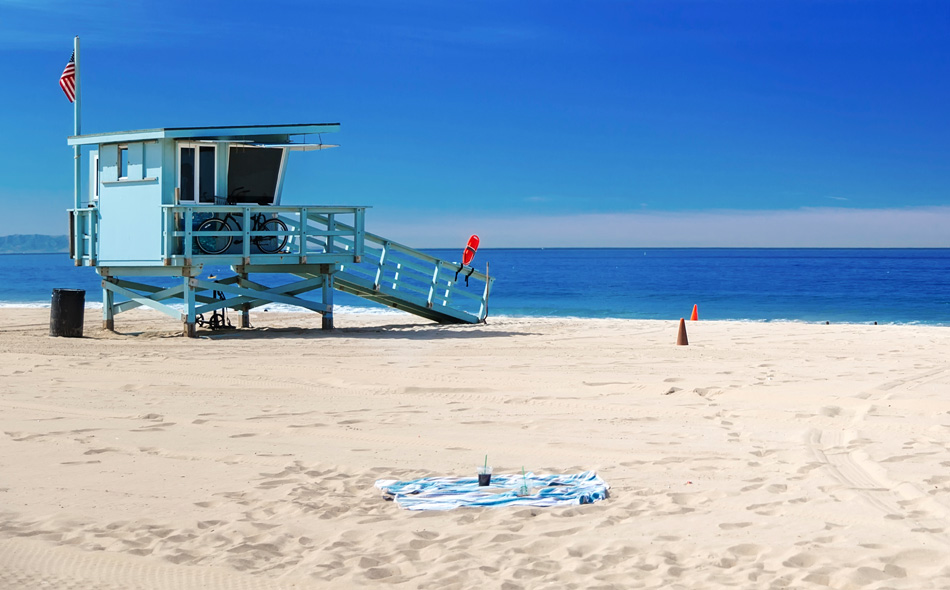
[73,35,81,210]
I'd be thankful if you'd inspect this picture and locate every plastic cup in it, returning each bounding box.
[477,465,492,486]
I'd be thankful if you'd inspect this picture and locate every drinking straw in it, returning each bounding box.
[484,455,488,470]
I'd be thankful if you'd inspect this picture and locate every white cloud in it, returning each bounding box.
[367,206,950,248]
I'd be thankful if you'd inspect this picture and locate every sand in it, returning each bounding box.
[1,307,949,589]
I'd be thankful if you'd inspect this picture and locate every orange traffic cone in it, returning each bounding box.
[690,304,698,321]
[676,318,689,346]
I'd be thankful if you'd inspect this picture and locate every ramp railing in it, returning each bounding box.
[286,212,494,323]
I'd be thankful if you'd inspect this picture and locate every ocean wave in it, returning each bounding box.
[0,302,104,309]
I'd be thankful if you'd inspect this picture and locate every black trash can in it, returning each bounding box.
[50,288,85,337]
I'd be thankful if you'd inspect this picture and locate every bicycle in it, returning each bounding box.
[195,198,289,255]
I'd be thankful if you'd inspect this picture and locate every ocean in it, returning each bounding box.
[2,249,949,325]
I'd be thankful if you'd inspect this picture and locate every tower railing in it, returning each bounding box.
[161,205,366,266]
[68,207,99,266]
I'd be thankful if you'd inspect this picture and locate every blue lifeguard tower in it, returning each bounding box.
[66,122,493,336]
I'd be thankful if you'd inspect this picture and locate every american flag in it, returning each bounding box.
[60,51,76,102]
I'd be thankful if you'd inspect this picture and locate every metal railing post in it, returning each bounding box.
[299,207,308,257]
[354,208,365,258]
[184,208,193,259]
[242,207,251,262]
[87,209,97,264]
[374,241,389,290]
[427,264,439,308]
[72,210,83,263]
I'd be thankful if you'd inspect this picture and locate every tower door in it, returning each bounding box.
[178,143,216,203]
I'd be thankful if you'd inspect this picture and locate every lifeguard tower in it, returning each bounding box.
[67,123,493,336]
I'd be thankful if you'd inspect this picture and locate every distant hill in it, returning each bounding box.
[0,234,70,254]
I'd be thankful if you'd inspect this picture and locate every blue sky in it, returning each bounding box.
[0,0,947,247]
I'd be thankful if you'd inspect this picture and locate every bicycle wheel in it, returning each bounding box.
[256,218,288,254]
[196,218,232,255]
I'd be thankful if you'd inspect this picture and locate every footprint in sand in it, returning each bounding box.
[728,543,765,557]
[490,533,524,543]
[782,551,819,568]
[84,447,118,455]
[134,424,173,432]
[746,501,784,516]
[543,527,582,538]
[819,406,842,417]
[8,432,44,442]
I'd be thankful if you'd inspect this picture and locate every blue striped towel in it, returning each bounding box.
[375,471,609,511]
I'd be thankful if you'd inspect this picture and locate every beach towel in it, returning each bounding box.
[374,470,609,511]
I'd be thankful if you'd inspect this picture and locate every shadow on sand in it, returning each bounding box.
[197,322,533,341]
[99,320,535,341]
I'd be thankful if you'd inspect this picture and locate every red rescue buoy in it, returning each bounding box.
[462,235,480,266]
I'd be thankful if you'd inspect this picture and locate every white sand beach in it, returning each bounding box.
[2,308,949,589]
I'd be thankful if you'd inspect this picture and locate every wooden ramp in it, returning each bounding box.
[289,215,494,324]
[330,269,481,324]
